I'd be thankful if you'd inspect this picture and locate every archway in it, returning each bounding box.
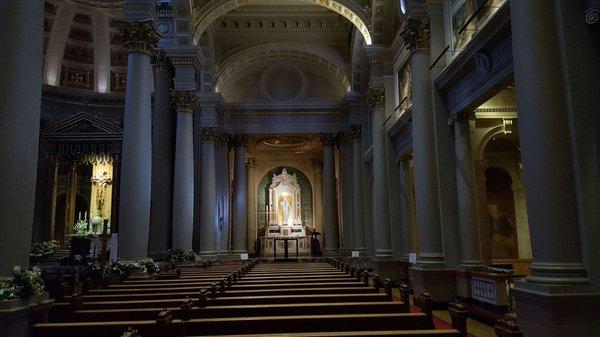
[190,0,372,45]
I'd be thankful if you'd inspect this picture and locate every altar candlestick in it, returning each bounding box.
[78,211,82,220]
[84,211,87,220]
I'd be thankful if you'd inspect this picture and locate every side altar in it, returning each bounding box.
[259,169,312,258]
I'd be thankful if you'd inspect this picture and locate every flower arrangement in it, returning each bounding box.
[30,240,61,261]
[0,266,45,301]
[166,249,201,264]
[106,259,159,277]
[74,219,89,234]
[138,258,159,275]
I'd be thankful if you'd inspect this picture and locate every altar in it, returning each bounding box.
[259,169,312,259]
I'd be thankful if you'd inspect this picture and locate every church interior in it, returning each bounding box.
[0,0,598,336]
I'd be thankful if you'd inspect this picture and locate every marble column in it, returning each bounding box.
[246,158,257,253]
[170,90,197,251]
[367,88,393,260]
[197,128,218,256]
[402,17,444,266]
[511,0,588,287]
[148,50,174,256]
[339,133,354,253]
[0,1,43,275]
[350,126,366,253]
[398,154,413,260]
[117,20,159,261]
[453,118,483,267]
[511,1,596,335]
[232,135,248,254]
[321,134,340,254]
[312,159,325,248]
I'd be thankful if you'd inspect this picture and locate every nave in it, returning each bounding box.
[33,260,469,337]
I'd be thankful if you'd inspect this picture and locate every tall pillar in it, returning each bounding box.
[246,158,257,253]
[117,20,159,261]
[350,126,366,253]
[0,1,43,275]
[339,133,354,253]
[453,118,483,267]
[321,134,340,254]
[367,88,393,260]
[511,1,598,335]
[401,17,444,267]
[148,50,175,256]
[311,159,325,248]
[398,153,413,260]
[170,90,197,251]
[232,135,248,254]
[197,128,218,256]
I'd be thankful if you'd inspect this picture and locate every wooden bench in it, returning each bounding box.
[34,312,435,337]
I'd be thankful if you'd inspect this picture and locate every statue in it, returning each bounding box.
[91,171,112,218]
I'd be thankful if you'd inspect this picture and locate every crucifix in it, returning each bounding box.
[91,171,112,218]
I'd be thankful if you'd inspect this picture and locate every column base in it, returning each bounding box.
[514,281,600,336]
[372,260,407,282]
[410,266,456,303]
[230,249,248,258]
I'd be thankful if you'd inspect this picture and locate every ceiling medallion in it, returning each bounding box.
[260,136,312,153]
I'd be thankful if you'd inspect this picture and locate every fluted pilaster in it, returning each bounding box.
[321,134,340,254]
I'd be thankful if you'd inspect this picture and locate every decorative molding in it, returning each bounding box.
[118,19,160,55]
[67,0,125,8]
[366,87,385,109]
[229,134,249,148]
[170,90,199,113]
[245,157,257,171]
[311,158,323,170]
[191,0,372,45]
[399,17,430,51]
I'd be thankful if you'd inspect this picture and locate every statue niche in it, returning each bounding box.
[267,169,305,237]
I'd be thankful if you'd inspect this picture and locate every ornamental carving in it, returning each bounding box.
[199,127,218,141]
[349,125,361,140]
[366,87,385,110]
[169,90,198,113]
[152,49,172,73]
[118,19,160,55]
[245,157,257,171]
[320,133,339,147]
[311,158,323,170]
[400,17,431,51]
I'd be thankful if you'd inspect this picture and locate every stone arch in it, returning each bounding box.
[477,125,506,160]
[215,43,351,94]
[190,0,372,45]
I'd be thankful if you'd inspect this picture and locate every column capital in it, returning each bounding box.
[349,125,362,140]
[245,157,257,171]
[399,17,431,52]
[311,158,324,170]
[400,151,414,162]
[199,127,218,141]
[152,49,172,73]
[320,133,339,147]
[118,19,160,55]
[170,90,198,113]
[366,87,385,110]
[229,134,249,148]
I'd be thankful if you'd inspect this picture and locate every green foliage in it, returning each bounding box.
[166,249,201,264]
[0,266,45,301]
[138,258,159,275]
[30,240,61,260]
[74,219,89,234]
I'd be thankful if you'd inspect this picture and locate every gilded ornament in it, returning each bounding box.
[349,125,361,140]
[320,133,339,147]
[400,17,431,51]
[152,49,171,73]
[118,19,160,55]
[366,87,385,110]
[199,127,218,141]
[170,90,199,112]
